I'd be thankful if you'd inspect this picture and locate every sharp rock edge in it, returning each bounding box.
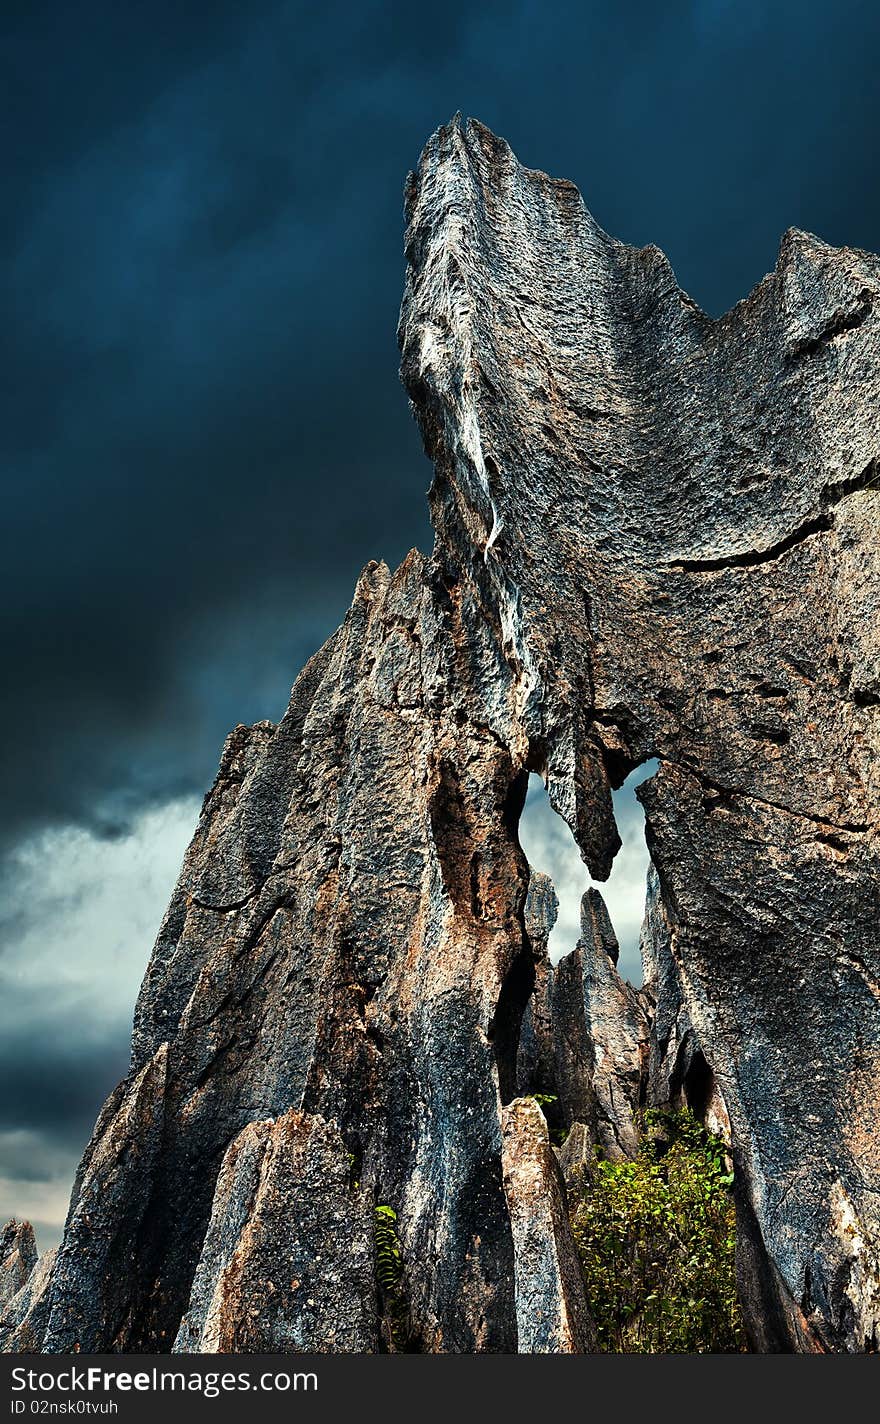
[9,117,880,1354]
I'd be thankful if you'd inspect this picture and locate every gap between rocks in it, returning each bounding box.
[517,760,658,985]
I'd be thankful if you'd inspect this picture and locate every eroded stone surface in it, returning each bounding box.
[8,115,880,1354]
[0,1222,37,1313]
[0,1247,57,1353]
[501,1097,595,1352]
[515,870,557,1098]
[43,1046,169,1352]
[554,1122,596,1192]
[24,548,539,1354]
[174,1110,376,1353]
[552,890,649,1161]
[399,116,880,1351]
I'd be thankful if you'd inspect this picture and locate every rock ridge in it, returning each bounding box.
[6,116,880,1353]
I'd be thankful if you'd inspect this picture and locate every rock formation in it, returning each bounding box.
[0,1245,57,1353]
[173,1111,376,1353]
[501,1097,594,1352]
[399,117,880,1352]
[5,116,880,1353]
[0,1222,37,1316]
[551,889,649,1161]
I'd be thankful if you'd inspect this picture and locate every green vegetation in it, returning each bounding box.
[569,1108,745,1353]
[374,1204,407,1352]
[527,1092,558,1113]
[527,1092,569,1147]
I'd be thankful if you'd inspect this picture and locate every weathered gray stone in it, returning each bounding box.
[8,114,880,1354]
[43,1045,168,1352]
[523,869,558,955]
[640,865,731,1144]
[501,1097,595,1352]
[27,550,537,1354]
[639,863,688,1108]
[173,1118,273,1352]
[552,890,649,1160]
[0,1221,37,1312]
[400,116,880,1351]
[554,1123,595,1192]
[0,1247,57,1352]
[174,1110,376,1353]
[515,871,557,1097]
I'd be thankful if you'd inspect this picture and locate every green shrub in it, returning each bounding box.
[569,1108,745,1353]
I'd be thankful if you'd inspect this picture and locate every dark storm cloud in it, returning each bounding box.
[3,0,880,1240]
[0,1038,125,1148]
[0,796,197,1241]
[4,0,880,848]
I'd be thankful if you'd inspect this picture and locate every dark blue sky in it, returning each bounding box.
[5,0,880,847]
[3,0,880,1243]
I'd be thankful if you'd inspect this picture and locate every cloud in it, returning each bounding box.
[5,0,880,855]
[0,797,199,1248]
[0,1143,76,1253]
[519,766,658,983]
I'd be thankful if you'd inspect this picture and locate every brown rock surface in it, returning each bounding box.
[501,1097,595,1352]
[0,1221,37,1313]
[174,1110,376,1352]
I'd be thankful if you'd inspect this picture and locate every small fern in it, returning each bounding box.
[374,1205,403,1294]
[374,1203,407,1351]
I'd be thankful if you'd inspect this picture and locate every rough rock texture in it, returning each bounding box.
[552,890,649,1160]
[174,1110,376,1352]
[0,1248,57,1353]
[501,1097,595,1352]
[640,865,731,1144]
[515,870,557,1096]
[639,864,690,1109]
[28,548,546,1354]
[398,117,880,1353]
[9,116,880,1354]
[0,1222,37,1313]
[554,1122,596,1191]
[43,1046,169,1351]
[515,876,653,1164]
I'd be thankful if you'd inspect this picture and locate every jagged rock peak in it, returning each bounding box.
[401,116,880,1351]
[0,1221,37,1313]
[5,117,880,1355]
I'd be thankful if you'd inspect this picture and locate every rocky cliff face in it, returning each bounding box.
[399,118,880,1352]
[5,116,879,1354]
[0,1222,37,1317]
